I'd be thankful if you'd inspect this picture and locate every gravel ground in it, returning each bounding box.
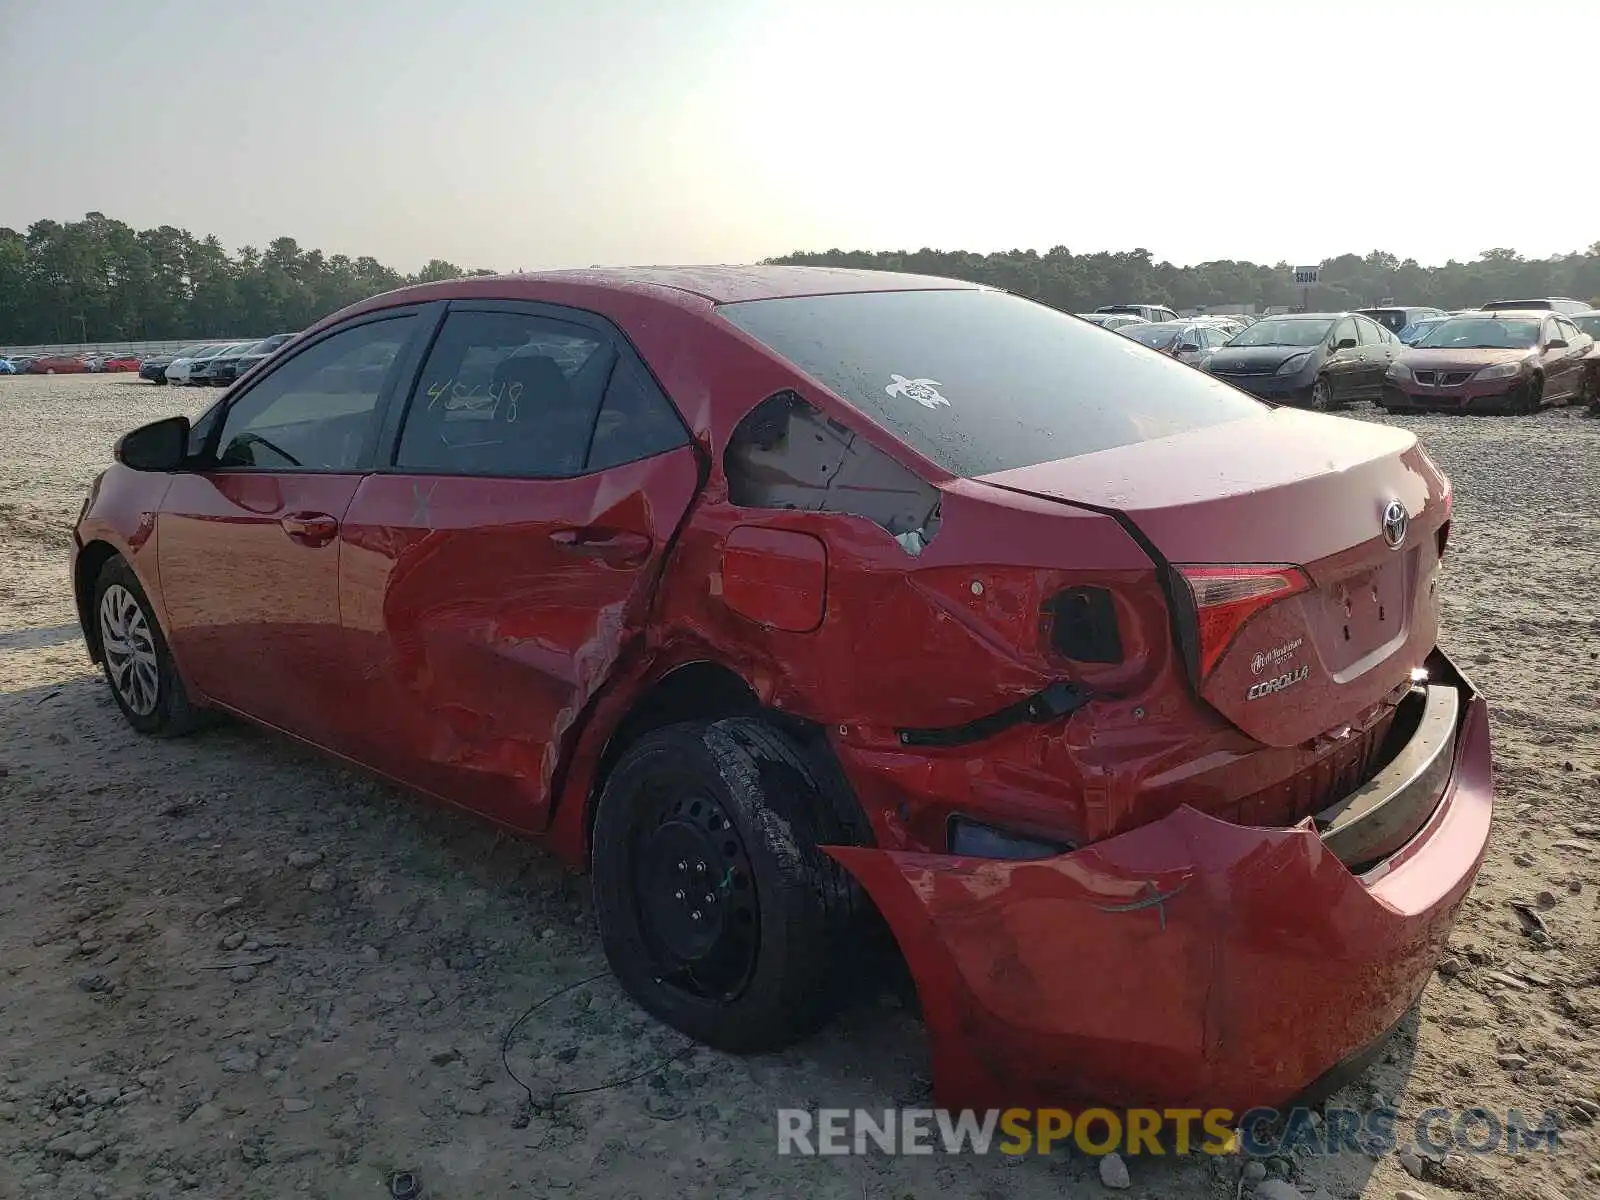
[1,374,1597,1200]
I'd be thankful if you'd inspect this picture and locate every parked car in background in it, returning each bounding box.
[0,358,16,375]
[1480,297,1592,315]
[190,342,256,387]
[1095,302,1180,323]
[1119,319,1233,366]
[1571,312,1600,340]
[101,355,142,372]
[1397,315,1452,346]
[1189,315,1248,339]
[26,355,91,375]
[1381,310,1594,413]
[141,345,206,384]
[70,265,1485,1115]
[1203,312,1401,409]
[1357,306,1447,337]
[1078,312,1148,331]
[221,333,299,384]
[165,344,233,386]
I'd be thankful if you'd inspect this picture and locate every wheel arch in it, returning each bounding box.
[74,539,122,663]
[558,658,874,865]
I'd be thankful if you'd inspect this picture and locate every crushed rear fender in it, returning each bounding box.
[824,673,1491,1113]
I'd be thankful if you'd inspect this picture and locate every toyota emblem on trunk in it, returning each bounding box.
[1381,500,1408,549]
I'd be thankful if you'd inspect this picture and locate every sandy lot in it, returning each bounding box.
[1,374,1597,1200]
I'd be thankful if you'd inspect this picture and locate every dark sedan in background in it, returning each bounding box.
[1119,319,1235,366]
[188,342,255,387]
[220,332,297,384]
[140,344,213,384]
[1202,312,1401,409]
[1381,311,1594,413]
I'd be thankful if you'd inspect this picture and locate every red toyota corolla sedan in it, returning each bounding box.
[70,267,1491,1113]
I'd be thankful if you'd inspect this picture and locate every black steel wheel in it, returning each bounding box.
[591,717,868,1052]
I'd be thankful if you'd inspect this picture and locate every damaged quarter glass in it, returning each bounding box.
[725,390,941,553]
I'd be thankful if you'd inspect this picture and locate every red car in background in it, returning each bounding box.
[101,355,142,372]
[69,267,1490,1113]
[1382,310,1595,412]
[27,354,90,374]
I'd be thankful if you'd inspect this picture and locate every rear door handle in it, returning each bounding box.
[281,511,340,546]
[550,527,652,565]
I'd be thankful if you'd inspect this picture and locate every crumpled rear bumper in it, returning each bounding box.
[826,651,1492,1113]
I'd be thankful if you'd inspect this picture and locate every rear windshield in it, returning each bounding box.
[1483,299,1551,311]
[717,288,1264,477]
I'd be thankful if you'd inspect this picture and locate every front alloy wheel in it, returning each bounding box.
[1309,377,1332,411]
[99,584,160,716]
[91,555,205,737]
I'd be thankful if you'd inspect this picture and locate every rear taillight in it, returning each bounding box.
[1175,564,1310,678]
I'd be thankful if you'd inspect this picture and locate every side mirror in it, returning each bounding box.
[114,415,191,472]
[1546,338,1568,350]
[1335,337,1358,350]
[1177,343,1201,354]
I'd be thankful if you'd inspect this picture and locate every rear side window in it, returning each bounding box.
[395,309,688,477]
[718,289,1264,477]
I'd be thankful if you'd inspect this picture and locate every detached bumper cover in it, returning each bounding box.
[826,652,1491,1112]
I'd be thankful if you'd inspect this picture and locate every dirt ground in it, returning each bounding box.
[1,374,1597,1200]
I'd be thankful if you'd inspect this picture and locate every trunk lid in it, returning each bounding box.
[977,409,1449,747]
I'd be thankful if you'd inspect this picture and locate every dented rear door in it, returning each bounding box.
[337,301,701,832]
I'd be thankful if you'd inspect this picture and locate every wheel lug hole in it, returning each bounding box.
[690,910,702,921]
[673,890,684,902]
[676,860,687,873]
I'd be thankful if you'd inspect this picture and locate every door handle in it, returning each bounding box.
[550,527,652,565]
[281,511,340,546]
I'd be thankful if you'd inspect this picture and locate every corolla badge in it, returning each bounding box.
[885,374,950,409]
[1381,500,1409,549]
[1246,664,1310,701]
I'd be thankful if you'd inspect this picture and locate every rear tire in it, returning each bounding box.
[92,556,204,737]
[591,717,867,1053]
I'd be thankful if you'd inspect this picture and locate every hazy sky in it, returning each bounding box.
[2,0,1592,272]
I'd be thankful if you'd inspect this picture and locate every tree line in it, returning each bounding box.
[0,212,491,345]
[768,245,1600,316]
[6,211,1600,345]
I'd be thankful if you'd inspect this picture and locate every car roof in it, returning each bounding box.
[391,265,984,307]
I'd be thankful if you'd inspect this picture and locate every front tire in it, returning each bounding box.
[1513,373,1544,414]
[1309,376,1333,411]
[591,718,866,1053]
[92,556,204,737]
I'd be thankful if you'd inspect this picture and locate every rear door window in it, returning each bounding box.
[718,288,1265,478]
[394,308,689,477]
